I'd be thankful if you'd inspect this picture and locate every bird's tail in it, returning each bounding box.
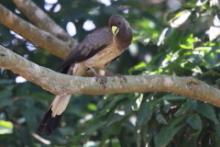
[37,94,71,134]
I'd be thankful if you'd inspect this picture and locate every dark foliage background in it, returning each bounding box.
[0,0,220,146]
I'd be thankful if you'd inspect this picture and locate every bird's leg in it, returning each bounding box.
[87,66,99,76]
[86,66,107,88]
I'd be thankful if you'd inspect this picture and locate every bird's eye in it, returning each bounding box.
[117,22,122,26]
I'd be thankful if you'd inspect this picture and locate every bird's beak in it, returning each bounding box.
[111,25,119,36]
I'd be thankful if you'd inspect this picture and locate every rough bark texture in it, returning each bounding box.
[1,45,220,108]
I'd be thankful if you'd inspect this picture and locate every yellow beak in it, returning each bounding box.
[111,25,119,36]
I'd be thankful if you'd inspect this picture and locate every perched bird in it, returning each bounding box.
[37,15,132,134]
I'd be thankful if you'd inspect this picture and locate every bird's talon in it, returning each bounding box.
[95,76,107,88]
[116,75,127,83]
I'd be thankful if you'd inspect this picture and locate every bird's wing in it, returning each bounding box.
[59,28,112,73]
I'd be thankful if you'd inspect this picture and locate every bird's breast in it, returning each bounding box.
[83,41,123,69]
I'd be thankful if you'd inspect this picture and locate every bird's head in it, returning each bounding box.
[108,15,130,36]
[108,15,132,47]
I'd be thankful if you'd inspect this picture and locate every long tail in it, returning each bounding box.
[37,94,71,135]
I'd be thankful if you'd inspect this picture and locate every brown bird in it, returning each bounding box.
[37,15,132,134]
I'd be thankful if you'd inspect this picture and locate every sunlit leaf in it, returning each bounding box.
[210,0,219,6]
[206,26,220,41]
[0,120,13,134]
[169,10,191,28]
[129,62,147,73]
[157,27,171,46]
[87,103,97,111]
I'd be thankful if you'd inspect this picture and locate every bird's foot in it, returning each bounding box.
[116,74,127,83]
[95,75,107,88]
[104,70,127,83]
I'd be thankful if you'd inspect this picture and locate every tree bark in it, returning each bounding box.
[1,45,220,108]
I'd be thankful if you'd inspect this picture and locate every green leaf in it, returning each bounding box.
[169,10,191,28]
[0,88,13,107]
[0,120,13,134]
[195,103,219,124]
[213,124,220,146]
[106,114,124,127]
[129,62,147,73]
[0,79,13,85]
[136,100,153,128]
[97,95,126,116]
[186,114,202,130]
[154,116,185,147]
[175,100,197,117]
[162,95,186,101]
[82,120,106,136]
[87,103,97,111]
[156,113,168,125]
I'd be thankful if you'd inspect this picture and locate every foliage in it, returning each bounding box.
[0,0,220,146]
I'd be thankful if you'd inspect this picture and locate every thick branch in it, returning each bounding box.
[1,45,220,108]
[12,0,76,46]
[0,4,71,58]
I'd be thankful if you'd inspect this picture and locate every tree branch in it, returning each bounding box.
[0,4,71,58]
[1,45,220,108]
[12,0,76,46]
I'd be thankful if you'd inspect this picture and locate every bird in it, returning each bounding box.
[37,15,132,134]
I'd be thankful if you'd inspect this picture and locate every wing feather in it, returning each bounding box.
[59,28,112,73]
